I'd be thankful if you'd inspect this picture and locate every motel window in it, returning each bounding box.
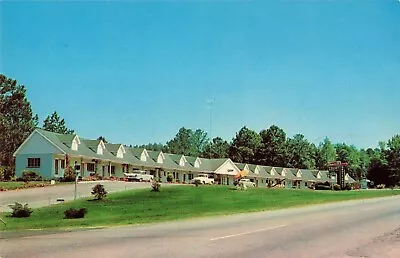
[27,158,40,168]
[305,182,308,187]
[188,174,194,180]
[164,171,166,177]
[87,163,95,172]
[111,166,115,174]
[60,160,65,169]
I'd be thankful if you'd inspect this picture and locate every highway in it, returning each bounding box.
[1,195,400,257]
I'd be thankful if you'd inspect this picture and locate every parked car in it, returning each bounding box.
[191,174,215,185]
[124,171,153,182]
[238,178,256,187]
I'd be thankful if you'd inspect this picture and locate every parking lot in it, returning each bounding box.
[0,181,155,212]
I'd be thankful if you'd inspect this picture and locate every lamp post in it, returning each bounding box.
[206,98,215,158]
[74,161,81,200]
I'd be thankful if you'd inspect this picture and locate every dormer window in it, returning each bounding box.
[157,152,164,164]
[117,145,126,158]
[254,166,260,174]
[271,169,275,176]
[194,159,200,168]
[97,141,105,155]
[282,170,286,176]
[140,152,147,162]
[296,171,302,178]
[317,172,322,179]
[71,135,80,151]
[179,156,187,167]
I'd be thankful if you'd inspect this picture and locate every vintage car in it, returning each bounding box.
[124,171,154,182]
[238,178,256,187]
[191,174,215,185]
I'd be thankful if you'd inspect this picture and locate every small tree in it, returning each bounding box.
[167,174,173,183]
[63,165,75,182]
[8,202,32,218]
[91,183,107,200]
[151,179,161,192]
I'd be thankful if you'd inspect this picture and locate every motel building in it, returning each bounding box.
[13,129,356,188]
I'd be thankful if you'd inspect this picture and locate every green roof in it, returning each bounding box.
[31,129,350,182]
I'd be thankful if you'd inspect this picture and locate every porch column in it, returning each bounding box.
[109,161,111,177]
[80,157,84,177]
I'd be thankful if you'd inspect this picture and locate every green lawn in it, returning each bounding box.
[1,186,399,231]
[0,181,74,191]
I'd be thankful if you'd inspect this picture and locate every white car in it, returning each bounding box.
[191,174,215,185]
[124,171,153,182]
[238,178,256,187]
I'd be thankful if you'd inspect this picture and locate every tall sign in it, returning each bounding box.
[328,161,348,189]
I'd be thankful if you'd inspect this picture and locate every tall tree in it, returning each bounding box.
[190,129,209,155]
[286,134,317,169]
[136,143,166,152]
[316,137,337,170]
[42,111,74,134]
[166,127,208,156]
[0,74,38,179]
[255,125,288,166]
[386,135,400,185]
[229,126,261,163]
[97,136,108,143]
[335,143,362,180]
[202,137,230,159]
[366,146,389,185]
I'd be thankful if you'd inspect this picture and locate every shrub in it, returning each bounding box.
[21,171,43,182]
[64,208,87,219]
[0,166,14,181]
[194,179,201,187]
[167,174,173,183]
[345,183,352,191]
[151,179,161,192]
[333,184,341,191]
[91,183,107,200]
[8,202,32,218]
[64,166,76,181]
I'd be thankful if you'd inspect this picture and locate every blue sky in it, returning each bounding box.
[2,1,399,149]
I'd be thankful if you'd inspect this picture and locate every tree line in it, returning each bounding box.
[1,74,399,186]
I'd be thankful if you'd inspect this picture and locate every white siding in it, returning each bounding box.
[214,160,240,175]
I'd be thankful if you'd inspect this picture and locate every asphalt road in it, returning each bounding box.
[1,195,400,258]
[0,181,155,212]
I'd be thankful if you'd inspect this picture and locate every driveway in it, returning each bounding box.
[0,181,160,212]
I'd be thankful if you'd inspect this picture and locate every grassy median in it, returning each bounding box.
[1,185,400,231]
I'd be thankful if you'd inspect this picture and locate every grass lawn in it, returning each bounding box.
[0,181,74,191]
[1,185,400,231]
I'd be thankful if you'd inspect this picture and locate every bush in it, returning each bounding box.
[151,179,161,192]
[91,183,107,200]
[64,208,87,219]
[345,183,352,191]
[333,184,341,191]
[64,166,76,181]
[21,171,42,182]
[8,202,32,218]
[0,166,14,181]
[194,179,201,187]
[167,174,173,183]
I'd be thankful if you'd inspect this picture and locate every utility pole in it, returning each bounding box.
[207,98,215,159]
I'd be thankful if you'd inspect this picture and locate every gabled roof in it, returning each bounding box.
[299,169,318,182]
